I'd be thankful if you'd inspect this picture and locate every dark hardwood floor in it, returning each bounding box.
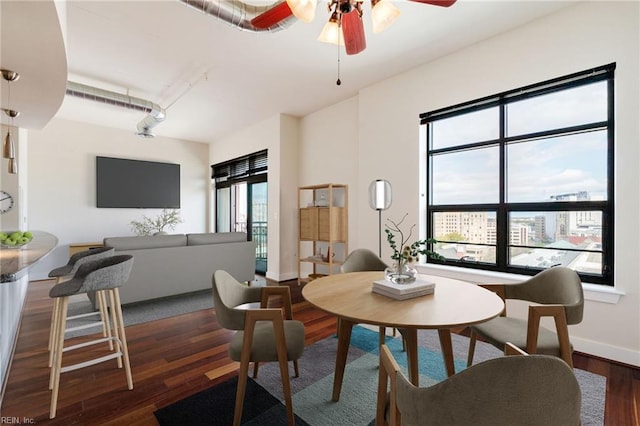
[1,279,638,425]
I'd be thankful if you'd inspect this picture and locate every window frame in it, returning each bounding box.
[421,64,615,286]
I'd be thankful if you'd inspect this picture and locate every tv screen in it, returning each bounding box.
[96,156,180,208]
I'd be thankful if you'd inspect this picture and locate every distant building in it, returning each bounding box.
[434,212,489,243]
[510,223,529,246]
[534,215,547,241]
[486,217,496,245]
[550,191,602,240]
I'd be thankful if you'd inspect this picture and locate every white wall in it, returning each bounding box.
[27,117,209,279]
[209,113,299,281]
[296,1,640,365]
[299,96,360,254]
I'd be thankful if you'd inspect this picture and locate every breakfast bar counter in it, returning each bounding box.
[0,231,58,283]
[1,231,58,405]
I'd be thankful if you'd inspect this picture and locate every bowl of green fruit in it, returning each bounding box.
[0,230,34,248]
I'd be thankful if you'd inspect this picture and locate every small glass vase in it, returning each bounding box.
[385,262,417,285]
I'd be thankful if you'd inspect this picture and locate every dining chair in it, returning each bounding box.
[212,270,305,426]
[377,343,581,426]
[341,248,388,273]
[340,248,398,345]
[467,266,584,368]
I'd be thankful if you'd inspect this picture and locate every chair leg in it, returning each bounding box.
[49,296,66,390]
[467,329,477,367]
[97,290,114,351]
[49,296,69,419]
[108,289,123,369]
[48,297,60,368]
[112,288,133,389]
[555,324,574,369]
[252,362,260,378]
[293,360,300,378]
[234,353,252,426]
[274,331,295,426]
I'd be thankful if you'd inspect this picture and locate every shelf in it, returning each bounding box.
[298,183,348,285]
[300,257,344,266]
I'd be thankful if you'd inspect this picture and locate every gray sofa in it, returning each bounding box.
[103,232,256,305]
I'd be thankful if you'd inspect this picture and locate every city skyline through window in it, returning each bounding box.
[421,64,615,285]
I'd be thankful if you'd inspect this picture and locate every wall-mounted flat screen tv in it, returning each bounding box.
[96,156,180,208]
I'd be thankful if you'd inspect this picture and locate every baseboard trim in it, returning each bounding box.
[266,271,298,282]
[573,336,640,368]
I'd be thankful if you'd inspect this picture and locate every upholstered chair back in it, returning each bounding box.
[395,354,581,425]
[212,270,262,330]
[505,266,584,325]
[341,248,388,273]
[48,247,115,279]
[49,255,134,298]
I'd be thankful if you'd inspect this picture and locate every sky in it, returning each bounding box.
[428,80,608,205]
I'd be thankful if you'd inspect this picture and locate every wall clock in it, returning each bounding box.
[0,190,14,213]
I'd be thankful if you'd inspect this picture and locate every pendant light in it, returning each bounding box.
[1,69,20,174]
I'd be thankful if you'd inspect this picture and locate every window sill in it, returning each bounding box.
[415,263,624,304]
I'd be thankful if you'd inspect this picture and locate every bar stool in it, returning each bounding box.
[47,247,115,368]
[49,254,134,419]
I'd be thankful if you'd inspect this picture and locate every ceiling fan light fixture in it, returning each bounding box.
[371,0,401,33]
[317,12,344,46]
[286,0,317,23]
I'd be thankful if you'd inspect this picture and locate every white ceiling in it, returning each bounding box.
[4,0,577,143]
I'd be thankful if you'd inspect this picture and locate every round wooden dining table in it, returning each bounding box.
[302,271,505,401]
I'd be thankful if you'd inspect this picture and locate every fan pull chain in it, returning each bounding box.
[336,41,342,86]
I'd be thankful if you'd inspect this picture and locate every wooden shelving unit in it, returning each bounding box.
[298,183,348,285]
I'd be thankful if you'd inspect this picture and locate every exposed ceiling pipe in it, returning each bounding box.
[65,0,293,138]
[179,0,296,31]
[66,81,166,138]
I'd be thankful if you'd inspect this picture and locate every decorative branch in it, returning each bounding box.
[385,213,443,267]
[130,209,182,236]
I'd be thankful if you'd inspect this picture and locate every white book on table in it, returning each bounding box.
[372,285,434,300]
[372,277,436,296]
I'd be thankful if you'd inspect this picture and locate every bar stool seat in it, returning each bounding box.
[49,254,134,419]
[47,247,115,368]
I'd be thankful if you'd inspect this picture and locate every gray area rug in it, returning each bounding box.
[254,326,606,426]
[64,290,214,338]
[65,276,267,337]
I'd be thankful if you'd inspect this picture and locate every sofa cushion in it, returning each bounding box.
[104,234,187,251]
[187,232,247,246]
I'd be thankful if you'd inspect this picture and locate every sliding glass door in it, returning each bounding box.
[249,182,268,275]
[213,150,268,275]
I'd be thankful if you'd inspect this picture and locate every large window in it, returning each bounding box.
[421,64,615,285]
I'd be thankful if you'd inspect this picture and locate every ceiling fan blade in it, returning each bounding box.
[340,9,366,55]
[250,1,294,29]
[409,0,457,7]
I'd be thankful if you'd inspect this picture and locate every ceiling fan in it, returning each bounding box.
[251,0,457,55]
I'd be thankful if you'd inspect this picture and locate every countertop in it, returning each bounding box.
[0,231,58,282]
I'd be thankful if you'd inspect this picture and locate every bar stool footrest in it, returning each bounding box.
[65,321,107,333]
[67,311,103,321]
[62,336,120,353]
[60,352,123,374]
